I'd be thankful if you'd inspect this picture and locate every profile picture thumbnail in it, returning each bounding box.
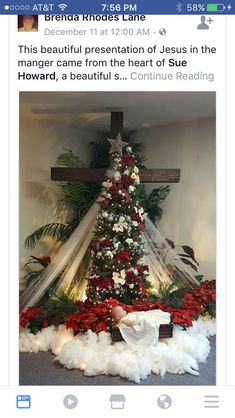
[18,15,38,32]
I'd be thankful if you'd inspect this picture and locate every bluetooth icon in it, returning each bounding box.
[176,3,183,13]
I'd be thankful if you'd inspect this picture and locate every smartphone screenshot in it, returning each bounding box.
[0,0,234,415]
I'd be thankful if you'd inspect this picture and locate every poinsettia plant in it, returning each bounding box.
[20,280,216,333]
[20,306,49,334]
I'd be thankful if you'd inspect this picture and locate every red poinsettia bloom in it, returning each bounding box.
[96,322,108,333]
[89,276,115,291]
[121,174,135,187]
[99,239,113,248]
[131,212,142,223]
[125,271,138,282]
[139,222,145,232]
[116,250,132,263]
[20,318,29,328]
[109,184,120,198]
[41,256,51,264]
[122,189,131,203]
[121,154,136,167]
[102,198,111,206]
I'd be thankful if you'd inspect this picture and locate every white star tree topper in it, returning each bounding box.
[107,133,128,156]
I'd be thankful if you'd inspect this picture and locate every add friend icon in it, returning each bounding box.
[197,16,209,30]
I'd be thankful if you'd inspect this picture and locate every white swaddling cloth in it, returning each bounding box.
[118,309,171,350]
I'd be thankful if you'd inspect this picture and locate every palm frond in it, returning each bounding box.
[56,148,83,168]
[157,279,188,309]
[44,291,78,324]
[24,223,73,249]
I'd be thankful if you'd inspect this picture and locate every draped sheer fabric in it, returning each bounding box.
[20,202,198,313]
[20,202,100,313]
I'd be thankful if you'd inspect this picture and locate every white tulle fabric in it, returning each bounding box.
[19,317,216,384]
[143,216,199,288]
[20,202,198,313]
[20,202,100,313]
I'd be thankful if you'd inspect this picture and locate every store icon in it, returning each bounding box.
[110,394,126,409]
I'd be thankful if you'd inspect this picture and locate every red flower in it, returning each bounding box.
[102,198,111,206]
[139,222,145,232]
[116,250,132,263]
[109,184,120,198]
[122,189,131,203]
[121,154,136,167]
[20,318,28,328]
[131,212,142,223]
[125,271,138,282]
[96,322,108,333]
[89,276,115,291]
[121,174,135,187]
[99,239,113,248]
[41,256,51,265]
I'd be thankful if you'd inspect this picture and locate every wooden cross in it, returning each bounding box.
[51,112,180,184]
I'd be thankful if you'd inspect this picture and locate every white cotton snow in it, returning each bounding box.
[19,325,73,354]
[19,317,216,383]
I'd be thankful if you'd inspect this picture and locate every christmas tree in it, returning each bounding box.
[86,143,150,306]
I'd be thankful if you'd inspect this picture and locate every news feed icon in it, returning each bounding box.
[16,395,31,409]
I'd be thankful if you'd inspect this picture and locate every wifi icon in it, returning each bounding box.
[58,3,68,11]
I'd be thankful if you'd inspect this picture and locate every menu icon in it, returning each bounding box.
[204,395,219,408]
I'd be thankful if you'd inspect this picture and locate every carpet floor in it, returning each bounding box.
[19,336,216,386]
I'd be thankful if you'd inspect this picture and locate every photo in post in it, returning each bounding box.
[19,91,216,385]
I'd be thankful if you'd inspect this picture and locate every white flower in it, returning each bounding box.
[102,211,109,218]
[106,193,111,199]
[119,216,125,222]
[97,252,102,257]
[113,171,121,181]
[114,242,120,249]
[125,238,133,245]
[115,290,120,295]
[124,169,130,175]
[113,272,126,285]
[106,251,113,258]
[143,270,149,275]
[102,180,112,189]
[133,167,139,174]
[128,185,135,193]
[129,284,134,289]
[132,221,138,227]
[113,223,125,232]
[134,177,140,185]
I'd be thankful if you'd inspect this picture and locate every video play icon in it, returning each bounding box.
[63,394,78,409]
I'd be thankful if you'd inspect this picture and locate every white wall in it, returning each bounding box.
[19,106,95,267]
[20,110,216,283]
[136,117,216,278]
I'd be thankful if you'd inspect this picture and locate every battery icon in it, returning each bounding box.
[207,4,225,11]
